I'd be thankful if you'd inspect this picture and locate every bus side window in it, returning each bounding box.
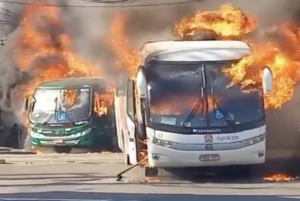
[93,86,109,116]
[126,80,135,120]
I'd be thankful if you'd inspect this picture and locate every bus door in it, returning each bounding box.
[126,79,139,164]
[93,85,115,150]
[114,81,126,152]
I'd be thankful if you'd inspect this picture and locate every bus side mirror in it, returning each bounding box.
[262,66,273,94]
[136,68,147,98]
[24,97,30,111]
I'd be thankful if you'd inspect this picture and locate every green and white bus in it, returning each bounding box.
[24,77,116,152]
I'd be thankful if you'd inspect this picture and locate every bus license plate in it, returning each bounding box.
[199,154,219,162]
[54,140,63,144]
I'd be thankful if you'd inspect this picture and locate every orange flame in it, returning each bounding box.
[175,5,257,38]
[63,89,76,107]
[150,95,218,116]
[108,13,141,79]
[94,94,108,116]
[222,23,300,109]
[175,5,300,109]
[263,174,296,182]
[14,5,103,100]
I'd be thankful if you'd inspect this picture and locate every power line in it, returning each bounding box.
[0,0,206,8]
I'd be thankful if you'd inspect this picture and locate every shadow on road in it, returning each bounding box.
[0,191,299,201]
[156,158,300,184]
[0,173,118,187]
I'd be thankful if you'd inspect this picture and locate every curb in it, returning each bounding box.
[0,150,36,155]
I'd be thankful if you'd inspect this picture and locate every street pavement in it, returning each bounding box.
[0,154,299,201]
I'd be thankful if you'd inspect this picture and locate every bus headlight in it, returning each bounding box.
[30,131,44,138]
[81,128,91,136]
[152,137,174,147]
[241,134,265,145]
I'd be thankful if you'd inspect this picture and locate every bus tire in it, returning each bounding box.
[224,165,256,179]
[144,167,158,177]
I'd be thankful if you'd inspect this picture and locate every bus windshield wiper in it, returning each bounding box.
[181,86,205,127]
[181,65,205,128]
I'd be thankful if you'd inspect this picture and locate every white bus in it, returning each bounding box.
[114,40,273,176]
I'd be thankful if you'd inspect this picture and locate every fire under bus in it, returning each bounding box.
[114,40,273,176]
[24,77,116,152]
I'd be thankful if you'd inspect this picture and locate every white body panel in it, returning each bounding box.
[141,40,251,62]
[147,126,266,167]
[127,117,138,164]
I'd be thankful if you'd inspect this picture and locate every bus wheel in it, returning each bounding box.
[124,153,131,165]
[223,165,255,180]
[144,167,158,177]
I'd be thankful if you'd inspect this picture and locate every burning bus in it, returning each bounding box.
[114,40,273,176]
[23,77,116,152]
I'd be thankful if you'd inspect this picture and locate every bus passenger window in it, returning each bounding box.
[94,95,108,116]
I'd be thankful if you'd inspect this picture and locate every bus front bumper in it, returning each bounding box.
[148,140,266,168]
[31,134,92,147]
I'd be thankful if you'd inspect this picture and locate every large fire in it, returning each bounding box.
[175,4,257,38]
[107,13,141,79]
[16,4,300,112]
[14,5,102,98]
[10,2,300,161]
[107,5,300,109]
[175,5,300,109]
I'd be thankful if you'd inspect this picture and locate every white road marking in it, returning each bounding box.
[280,197,300,199]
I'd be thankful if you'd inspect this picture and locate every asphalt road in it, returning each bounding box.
[0,153,299,201]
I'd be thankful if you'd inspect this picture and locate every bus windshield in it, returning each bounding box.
[146,61,264,128]
[147,63,206,127]
[29,88,91,124]
[205,63,264,127]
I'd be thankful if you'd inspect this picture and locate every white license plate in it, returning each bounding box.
[53,140,64,144]
[199,154,220,162]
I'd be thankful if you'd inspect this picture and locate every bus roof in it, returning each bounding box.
[36,77,107,89]
[141,40,251,62]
